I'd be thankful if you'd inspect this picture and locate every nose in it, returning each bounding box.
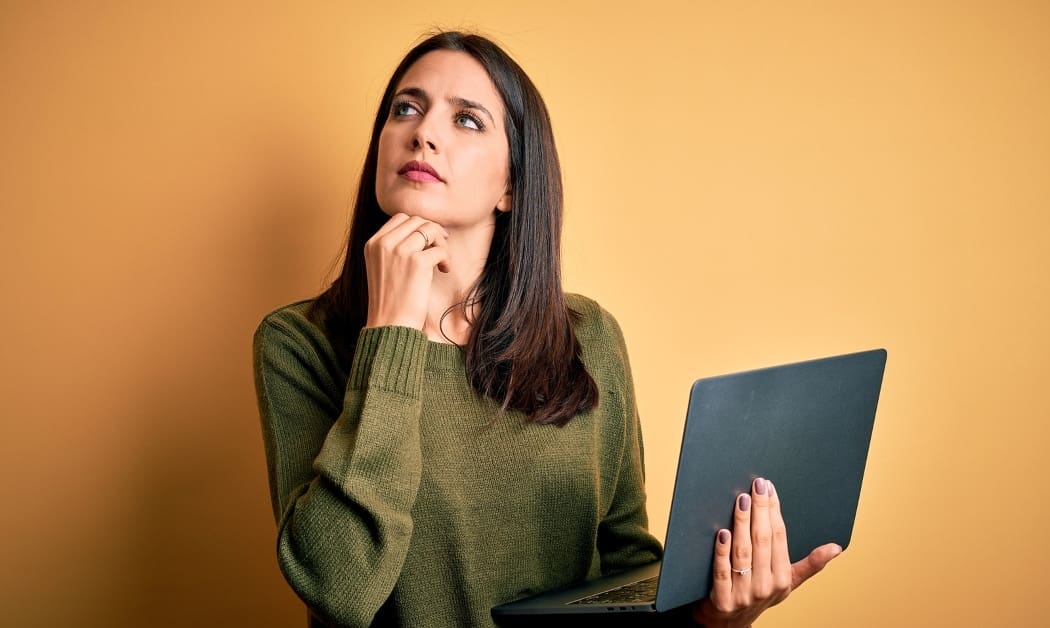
[411,119,439,153]
[412,133,437,152]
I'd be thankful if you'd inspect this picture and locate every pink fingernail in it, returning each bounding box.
[755,478,767,495]
[739,494,750,511]
[718,530,729,544]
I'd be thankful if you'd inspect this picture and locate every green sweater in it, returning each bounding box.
[252,294,663,627]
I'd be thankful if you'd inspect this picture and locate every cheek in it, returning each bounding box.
[376,129,393,174]
[374,132,394,204]
[466,145,510,192]
[375,130,406,198]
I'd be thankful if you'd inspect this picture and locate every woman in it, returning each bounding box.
[253,31,840,628]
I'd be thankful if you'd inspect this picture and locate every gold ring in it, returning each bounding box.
[413,229,430,248]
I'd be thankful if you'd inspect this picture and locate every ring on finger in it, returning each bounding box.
[731,566,752,575]
[413,229,430,249]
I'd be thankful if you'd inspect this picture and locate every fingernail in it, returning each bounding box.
[755,478,767,495]
[738,494,750,511]
[718,530,729,544]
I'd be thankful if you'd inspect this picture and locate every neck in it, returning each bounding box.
[423,220,494,344]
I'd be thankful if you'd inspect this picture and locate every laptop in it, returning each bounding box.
[492,348,887,623]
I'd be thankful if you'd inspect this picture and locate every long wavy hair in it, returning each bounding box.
[311,31,597,426]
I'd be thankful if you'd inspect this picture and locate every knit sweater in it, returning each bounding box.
[252,294,663,627]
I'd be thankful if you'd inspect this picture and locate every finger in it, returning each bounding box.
[419,228,449,252]
[421,230,451,272]
[409,221,451,249]
[790,543,843,590]
[709,529,733,610]
[367,213,421,254]
[416,244,451,273]
[385,214,430,247]
[390,214,447,240]
[408,228,430,250]
[766,481,792,590]
[435,246,451,273]
[749,478,773,598]
[731,491,753,593]
[392,219,449,253]
[371,212,411,239]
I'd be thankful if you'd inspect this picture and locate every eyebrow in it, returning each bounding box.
[394,87,496,125]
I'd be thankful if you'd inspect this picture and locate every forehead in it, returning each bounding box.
[396,50,504,115]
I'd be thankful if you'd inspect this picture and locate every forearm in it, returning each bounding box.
[260,323,430,626]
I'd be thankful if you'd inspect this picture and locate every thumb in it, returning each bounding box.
[790,543,843,590]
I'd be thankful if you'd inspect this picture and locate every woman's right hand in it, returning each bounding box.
[364,213,450,330]
[691,478,842,628]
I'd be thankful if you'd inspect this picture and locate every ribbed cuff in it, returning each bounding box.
[348,326,429,395]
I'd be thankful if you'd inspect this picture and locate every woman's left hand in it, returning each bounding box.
[691,477,843,628]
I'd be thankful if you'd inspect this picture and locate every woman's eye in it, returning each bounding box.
[392,101,419,117]
[456,112,483,131]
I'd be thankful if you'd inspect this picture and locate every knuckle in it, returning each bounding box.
[753,581,773,600]
[772,526,788,544]
[754,531,772,547]
[733,545,751,562]
[735,591,753,608]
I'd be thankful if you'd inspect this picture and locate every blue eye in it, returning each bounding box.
[456,111,484,131]
[392,100,420,117]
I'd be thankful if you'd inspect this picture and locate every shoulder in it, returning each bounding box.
[253,298,343,378]
[566,293,628,347]
[565,293,632,379]
[253,298,351,421]
[256,298,314,330]
[254,299,322,352]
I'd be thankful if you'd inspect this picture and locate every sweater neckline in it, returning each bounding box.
[425,339,466,371]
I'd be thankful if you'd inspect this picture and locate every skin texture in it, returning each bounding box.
[692,478,843,628]
[361,48,840,628]
[367,50,511,342]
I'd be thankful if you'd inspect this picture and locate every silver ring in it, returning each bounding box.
[731,567,752,575]
[413,229,430,249]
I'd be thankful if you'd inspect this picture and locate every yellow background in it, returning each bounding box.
[2,1,1047,626]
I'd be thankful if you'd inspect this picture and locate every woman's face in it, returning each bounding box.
[375,50,511,230]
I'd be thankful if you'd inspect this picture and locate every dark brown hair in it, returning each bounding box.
[312,31,597,426]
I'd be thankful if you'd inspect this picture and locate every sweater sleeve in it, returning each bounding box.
[253,312,428,627]
[592,304,665,574]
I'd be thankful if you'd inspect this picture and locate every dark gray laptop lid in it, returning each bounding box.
[655,349,886,611]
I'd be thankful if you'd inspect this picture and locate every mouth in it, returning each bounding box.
[398,160,443,183]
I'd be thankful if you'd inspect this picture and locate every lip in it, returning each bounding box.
[398,160,443,183]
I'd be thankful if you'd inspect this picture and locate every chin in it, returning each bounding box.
[377,198,444,221]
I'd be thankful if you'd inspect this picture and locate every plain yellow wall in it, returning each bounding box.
[2,1,1047,626]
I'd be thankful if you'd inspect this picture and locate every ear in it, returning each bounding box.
[496,189,512,213]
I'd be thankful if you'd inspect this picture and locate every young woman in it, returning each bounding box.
[253,31,841,628]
